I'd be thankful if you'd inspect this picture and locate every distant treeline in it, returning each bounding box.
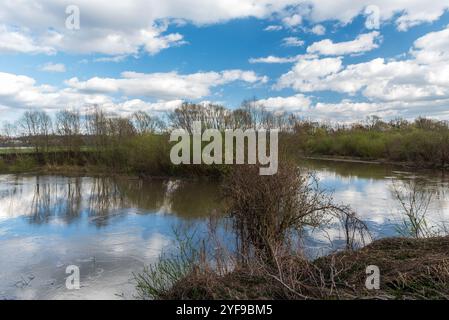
[1,101,449,173]
[292,116,449,168]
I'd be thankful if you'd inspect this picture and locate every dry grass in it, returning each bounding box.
[161,236,449,300]
[136,162,447,300]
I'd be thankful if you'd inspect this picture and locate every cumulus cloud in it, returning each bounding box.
[275,57,344,92]
[249,55,298,64]
[106,99,184,115]
[0,25,55,55]
[249,53,317,64]
[282,37,305,47]
[305,0,449,31]
[0,1,447,57]
[0,71,186,115]
[256,94,311,112]
[264,25,283,31]
[66,70,267,100]
[411,25,449,64]
[273,25,449,120]
[282,14,302,27]
[254,96,449,122]
[93,55,128,63]
[0,71,110,111]
[310,24,326,35]
[0,68,267,114]
[307,31,381,56]
[280,25,449,97]
[40,63,66,73]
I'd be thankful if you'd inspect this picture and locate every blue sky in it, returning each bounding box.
[1,1,449,123]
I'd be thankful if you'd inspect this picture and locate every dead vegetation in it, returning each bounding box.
[135,160,449,300]
[136,161,389,300]
[158,236,449,300]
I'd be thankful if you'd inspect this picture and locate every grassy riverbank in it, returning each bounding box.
[291,118,449,169]
[157,236,449,300]
[0,134,229,177]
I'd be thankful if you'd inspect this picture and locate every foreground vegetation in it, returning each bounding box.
[134,161,449,300]
[150,236,449,300]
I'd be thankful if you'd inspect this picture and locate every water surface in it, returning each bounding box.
[0,161,448,299]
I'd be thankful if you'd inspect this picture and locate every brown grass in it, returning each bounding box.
[160,236,449,300]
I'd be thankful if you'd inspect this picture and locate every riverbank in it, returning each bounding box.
[2,152,447,178]
[0,151,228,178]
[301,155,449,170]
[158,236,449,300]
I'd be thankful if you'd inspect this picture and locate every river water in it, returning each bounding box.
[0,160,448,299]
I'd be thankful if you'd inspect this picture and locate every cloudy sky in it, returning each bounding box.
[1,1,449,122]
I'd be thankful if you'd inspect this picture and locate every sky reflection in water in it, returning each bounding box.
[0,162,448,299]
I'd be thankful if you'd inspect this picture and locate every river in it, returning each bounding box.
[0,160,448,299]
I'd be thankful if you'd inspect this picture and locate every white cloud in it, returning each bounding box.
[66,70,267,100]
[0,67,268,116]
[411,24,449,64]
[0,71,109,111]
[311,24,326,35]
[275,25,449,120]
[52,24,187,56]
[40,63,66,73]
[255,96,449,122]
[276,57,344,92]
[0,25,55,55]
[0,1,447,57]
[307,31,381,56]
[304,0,449,31]
[249,55,298,64]
[256,94,311,112]
[264,25,283,31]
[282,14,302,27]
[282,37,304,47]
[0,66,268,114]
[249,53,317,64]
[106,99,184,115]
[94,55,128,63]
[0,71,186,115]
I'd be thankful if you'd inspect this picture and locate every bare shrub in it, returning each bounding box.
[391,178,435,238]
[222,161,370,264]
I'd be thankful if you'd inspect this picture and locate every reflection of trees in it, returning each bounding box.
[0,176,20,203]
[113,178,222,218]
[113,178,166,212]
[87,177,125,227]
[30,177,51,224]
[301,159,391,180]
[25,176,221,227]
[169,180,222,218]
[30,176,83,224]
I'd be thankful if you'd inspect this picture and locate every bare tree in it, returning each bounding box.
[85,106,109,149]
[55,109,81,152]
[1,121,16,138]
[132,111,163,134]
[108,116,136,139]
[17,110,53,152]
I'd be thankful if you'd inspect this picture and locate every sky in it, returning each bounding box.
[1,0,449,123]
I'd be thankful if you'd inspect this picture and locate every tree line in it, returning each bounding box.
[1,101,449,169]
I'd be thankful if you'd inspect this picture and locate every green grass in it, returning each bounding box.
[297,128,449,167]
[0,147,34,155]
